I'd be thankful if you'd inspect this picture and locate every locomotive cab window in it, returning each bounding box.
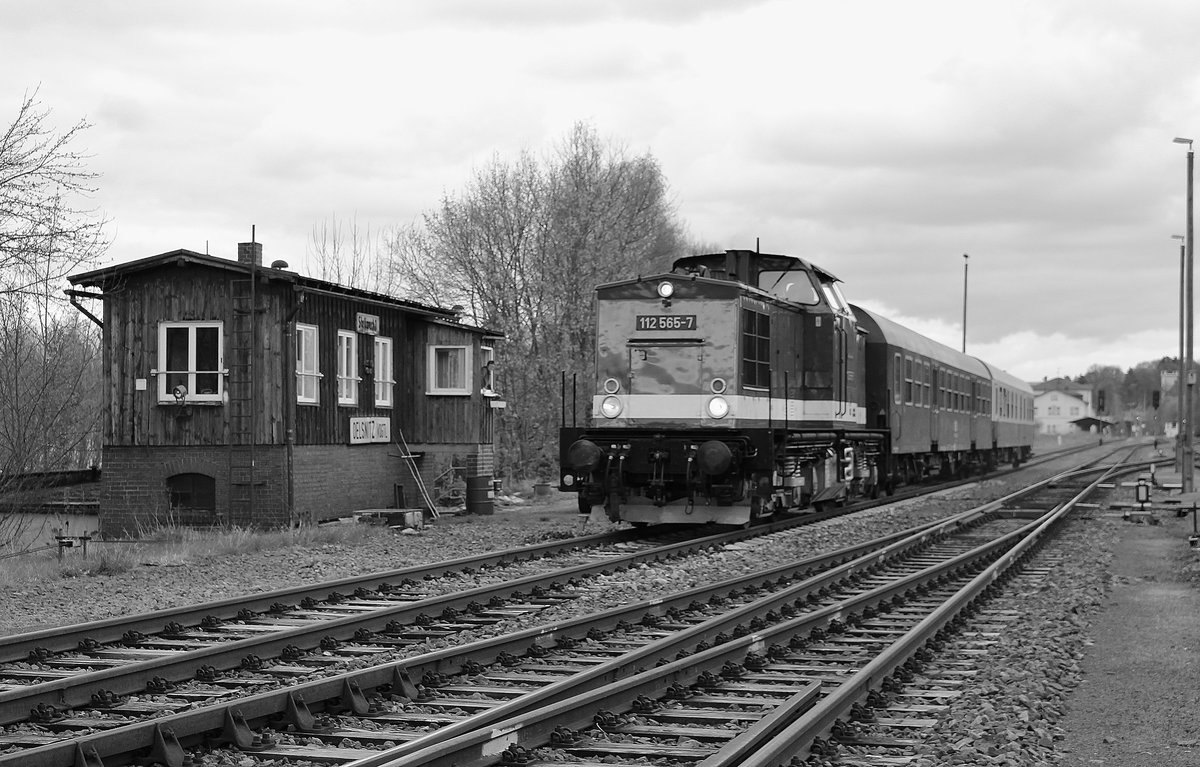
[820,280,855,318]
[758,270,818,304]
[157,321,223,403]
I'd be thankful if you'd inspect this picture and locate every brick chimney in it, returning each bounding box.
[237,242,262,266]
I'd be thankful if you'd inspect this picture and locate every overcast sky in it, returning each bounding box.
[6,0,1199,384]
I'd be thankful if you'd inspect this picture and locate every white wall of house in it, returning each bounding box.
[1034,390,1091,434]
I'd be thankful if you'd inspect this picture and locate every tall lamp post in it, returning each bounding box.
[961,253,969,353]
[1174,233,1186,474]
[1175,136,1195,494]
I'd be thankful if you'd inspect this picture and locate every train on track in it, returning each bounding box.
[559,249,1035,525]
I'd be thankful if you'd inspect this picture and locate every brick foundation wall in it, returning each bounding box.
[292,444,411,523]
[98,446,289,536]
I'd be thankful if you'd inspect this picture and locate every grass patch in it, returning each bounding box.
[0,520,383,588]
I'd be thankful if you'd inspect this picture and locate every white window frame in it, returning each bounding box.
[156,321,224,403]
[374,336,394,408]
[296,323,321,405]
[337,330,359,406]
[427,345,471,395]
[479,345,496,395]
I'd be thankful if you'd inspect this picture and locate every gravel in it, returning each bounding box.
[3,447,1189,766]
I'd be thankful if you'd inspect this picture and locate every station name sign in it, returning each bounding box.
[349,416,391,444]
[356,312,380,335]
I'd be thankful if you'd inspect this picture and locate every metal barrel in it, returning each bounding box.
[465,476,494,515]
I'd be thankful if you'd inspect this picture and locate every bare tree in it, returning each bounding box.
[0,88,106,485]
[385,122,688,479]
[1,87,108,298]
[0,295,101,475]
[306,213,404,295]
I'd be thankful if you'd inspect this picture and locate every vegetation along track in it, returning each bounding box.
[0,452,1126,767]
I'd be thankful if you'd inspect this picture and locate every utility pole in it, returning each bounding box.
[961,253,969,353]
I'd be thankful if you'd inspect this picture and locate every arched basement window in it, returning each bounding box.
[166,473,216,518]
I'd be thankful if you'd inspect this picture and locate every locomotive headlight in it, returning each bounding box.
[710,378,727,394]
[600,396,623,419]
[656,281,675,298]
[567,439,603,471]
[706,395,730,419]
[603,377,621,394]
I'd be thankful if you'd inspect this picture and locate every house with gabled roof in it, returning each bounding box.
[67,241,501,534]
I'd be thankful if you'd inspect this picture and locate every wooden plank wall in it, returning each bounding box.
[105,268,286,447]
[291,294,484,447]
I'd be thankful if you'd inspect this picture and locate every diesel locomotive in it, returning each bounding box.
[559,249,1034,525]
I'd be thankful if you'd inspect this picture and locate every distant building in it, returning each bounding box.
[1031,378,1095,435]
[68,243,502,535]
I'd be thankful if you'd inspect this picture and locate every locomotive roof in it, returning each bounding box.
[851,304,991,378]
[671,250,842,283]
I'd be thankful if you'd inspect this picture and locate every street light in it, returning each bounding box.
[1175,136,1194,493]
[1174,233,1186,474]
[961,253,969,353]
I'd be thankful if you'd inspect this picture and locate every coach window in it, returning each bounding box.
[903,357,913,405]
[158,321,223,403]
[923,361,931,407]
[296,323,320,405]
[428,345,471,395]
[374,336,394,407]
[893,353,902,405]
[337,330,359,406]
[741,309,771,389]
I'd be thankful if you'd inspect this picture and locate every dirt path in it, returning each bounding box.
[1056,514,1200,765]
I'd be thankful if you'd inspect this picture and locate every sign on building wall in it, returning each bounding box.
[356,312,380,335]
[349,416,391,444]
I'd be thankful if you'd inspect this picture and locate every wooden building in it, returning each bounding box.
[67,242,501,534]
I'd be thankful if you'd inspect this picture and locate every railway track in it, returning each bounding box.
[0,451,1129,767]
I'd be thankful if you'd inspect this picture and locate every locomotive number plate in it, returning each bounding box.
[636,314,697,331]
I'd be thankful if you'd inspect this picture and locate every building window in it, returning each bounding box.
[158,321,223,403]
[166,472,216,512]
[296,324,321,405]
[741,308,770,389]
[374,336,394,407]
[428,345,470,395]
[480,345,497,396]
[337,330,358,406]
